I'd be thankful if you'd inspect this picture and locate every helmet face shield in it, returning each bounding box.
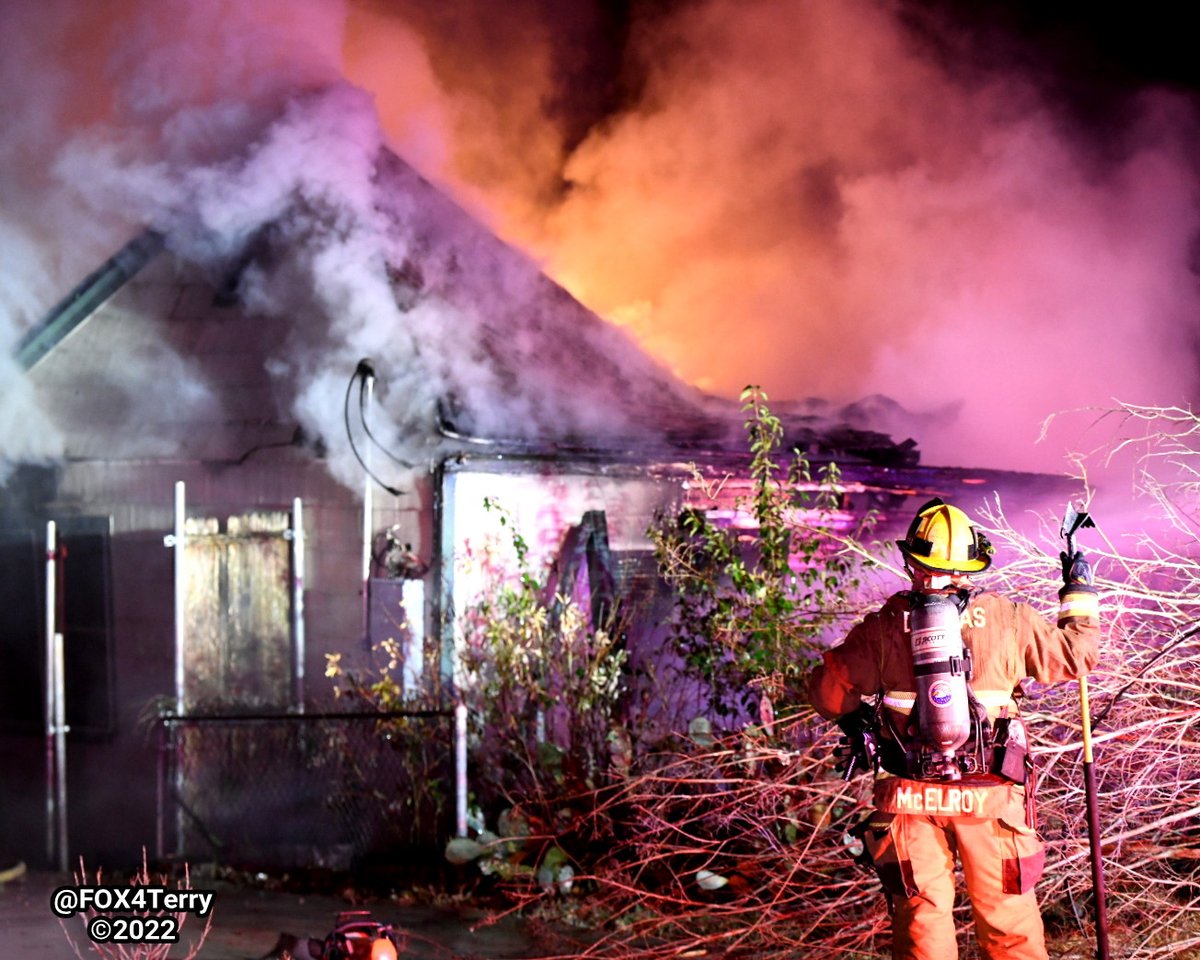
[899,498,993,574]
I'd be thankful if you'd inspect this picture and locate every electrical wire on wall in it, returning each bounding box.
[344,359,411,496]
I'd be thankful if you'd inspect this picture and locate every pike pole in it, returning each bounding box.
[1061,502,1110,960]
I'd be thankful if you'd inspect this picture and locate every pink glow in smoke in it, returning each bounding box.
[349,0,1200,475]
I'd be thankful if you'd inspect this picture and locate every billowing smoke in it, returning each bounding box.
[0,0,350,477]
[0,0,703,489]
[2,0,1198,488]
[349,0,1200,475]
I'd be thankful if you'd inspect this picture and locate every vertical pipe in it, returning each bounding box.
[291,497,306,713]
[437,468,457,686]
[436,468,470,836]
[173,481,187,716]
[171,481,186,858]
[53,632,68,873]
[455,702,468,837]
[44,521,57,866]
[362,373,375,638]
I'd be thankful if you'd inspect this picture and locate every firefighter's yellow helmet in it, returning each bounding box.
[899,498,993,574]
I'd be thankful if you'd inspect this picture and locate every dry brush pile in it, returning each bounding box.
[478,529,1199,959]
[484,718,888,960]
[982,404,1200,958]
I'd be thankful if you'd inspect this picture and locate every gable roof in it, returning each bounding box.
[22,129,920,479]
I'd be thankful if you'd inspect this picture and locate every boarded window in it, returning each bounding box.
[184,512,291,711]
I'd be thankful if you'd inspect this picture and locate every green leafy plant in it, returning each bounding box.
[325,639,456,855]
[456,498,629,805]
[650,386,873,724]
[429,498,629,892]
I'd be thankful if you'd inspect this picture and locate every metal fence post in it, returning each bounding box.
[162,481,188,857]
[171,481,187,717]
[44,520,57,866]
[53,632,68,873]
[289,497,306,713]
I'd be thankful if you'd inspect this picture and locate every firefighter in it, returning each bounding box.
[806,498,1100,960]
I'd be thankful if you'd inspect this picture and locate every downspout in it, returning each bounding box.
[432,456,469,837]
[362,374,375,639]
[44,521,58,867]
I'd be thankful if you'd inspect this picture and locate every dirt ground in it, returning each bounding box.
[0,867,552,959]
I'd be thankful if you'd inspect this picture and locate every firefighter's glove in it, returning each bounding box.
[834,706,877,780]
[1058,551,1099,623]
[1060,550,1093,587]
[832,734,867,779]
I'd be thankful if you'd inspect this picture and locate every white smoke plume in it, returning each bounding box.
[0,0,702,489]
[0,0,349,477]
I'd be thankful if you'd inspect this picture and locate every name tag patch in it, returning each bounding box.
[894,784,991,816]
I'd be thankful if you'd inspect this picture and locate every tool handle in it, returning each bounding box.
[1080,675,1110,960]
[1082,756,1111,960]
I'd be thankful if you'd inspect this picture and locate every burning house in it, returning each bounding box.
[0,87,1073,873]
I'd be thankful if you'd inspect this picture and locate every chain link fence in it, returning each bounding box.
[156,710,454,873]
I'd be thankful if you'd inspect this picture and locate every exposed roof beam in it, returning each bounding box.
[17,229,165,370]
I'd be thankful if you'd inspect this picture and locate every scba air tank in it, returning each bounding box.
[909,592,971,780]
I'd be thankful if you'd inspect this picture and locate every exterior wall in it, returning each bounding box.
[434,454,1079,747]
[0,454,427,870]
[3,245,442,871]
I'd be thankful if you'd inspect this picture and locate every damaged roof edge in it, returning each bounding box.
[435,447,1069,496]
[17,228,165,371]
